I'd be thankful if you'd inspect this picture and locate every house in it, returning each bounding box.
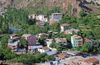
[45,61,65,65]
[48,31,58,35]
[60,56,85,65]
[38,33,49,39]
[38,46,56,55]
[83,38,92,45]
[22,34,31,40]
[36,21,45,28]
[27,35,36,50]
[3,7,7,11]
[55,38,67,45]
[28,14,48,22]
[38,46,50,53]
[55,53,69,60]
[60,23,70,32]
[13,48,27,54]
[1,12,5,15]
[71,35,83,49]
[62,50,80,56]
[36,61,66,65]
[49,13,62,25]
[46,39,53,47]
[38,15,48,22]
[80,57,99,65]
[65,28,79,35]
[8,40,20,51]
[10,34,20,40]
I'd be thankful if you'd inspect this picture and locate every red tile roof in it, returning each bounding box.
[10,34,17,36]
[84,38,92,42]
[55,38,67,42]
[40,47,49,50]
[55,53,69,59]
[84,57,99,64]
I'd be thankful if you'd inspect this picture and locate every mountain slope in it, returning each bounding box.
[0,0,100,17]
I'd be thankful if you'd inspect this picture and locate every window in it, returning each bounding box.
[30,42,31,44]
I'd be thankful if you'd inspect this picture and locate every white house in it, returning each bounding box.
[38,15,48,22]
[55,38,67,45]
[46,39,53,47]
[60,23,70,32]
[38,47,50,53]
[28,14,48,22]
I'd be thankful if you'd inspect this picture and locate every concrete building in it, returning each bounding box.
[10,34,20,40]
[71,35,83,49]
[38,47,50,53]
[38,46,56,55]
[55,38,67,45]
[28,14,48,22]
[27,35,36,50]
[22,34,31,40]
[50,13,62,25]
[60,23,70,32]
[65,28,79,35]
[46,39,53,47]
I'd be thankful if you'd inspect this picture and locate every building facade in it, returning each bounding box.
[27,35,36,50]
[71,35,83,49]
[50,13,62,25]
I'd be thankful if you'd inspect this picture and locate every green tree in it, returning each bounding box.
[81,43,92,53]
[1,35,10,49]
[50,42,55,48]
[79,11,84,17]
[14,31,23,36]
[19,37,28,48]
[75,47,80,51]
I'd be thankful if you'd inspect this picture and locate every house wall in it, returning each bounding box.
[71,36,83,48]
[60,26,64,32]
[51,13,62,22]
[27,35,36,47]
[46,40,53,47]
[38,49,49,53]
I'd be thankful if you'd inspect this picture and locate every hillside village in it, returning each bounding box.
[0,0,100,65]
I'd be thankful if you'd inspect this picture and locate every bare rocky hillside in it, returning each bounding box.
[0,0,100,17]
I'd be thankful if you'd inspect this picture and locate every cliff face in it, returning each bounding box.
[0,0,94,17]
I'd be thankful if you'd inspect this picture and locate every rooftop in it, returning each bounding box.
[55,38,67,42]
[84,57,99,64]
[60,23,70,27]
[55,53,69,59]
[71,35,81,38]
[8,40,19,46]
[84,38,92,42]
[62,50,80,55]
[40,47,49,50]
[22,34,31,40]
[10,34,17,36]
[60,56,85,65]
[46,51,57,56]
